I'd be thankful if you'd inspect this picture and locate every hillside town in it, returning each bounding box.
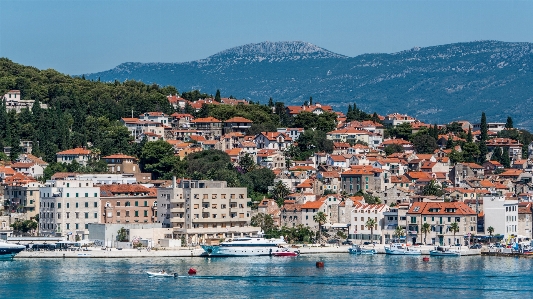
[1,89,531,249]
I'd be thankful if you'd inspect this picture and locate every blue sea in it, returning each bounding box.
[1,254,532,298]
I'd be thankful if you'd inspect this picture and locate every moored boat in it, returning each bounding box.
[349,244,376,255]
[272,248,299,257]
[429,246,461,257]
[201,236,286,257]
[0,241,26,261]
[385,243,421,255]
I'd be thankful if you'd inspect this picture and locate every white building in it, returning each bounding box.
[483,194,518,239]
[39,179,101,240]
[157,179,258,245]
[349,203,389,243]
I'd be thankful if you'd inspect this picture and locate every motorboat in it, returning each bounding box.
[0,240,26,261]
[272,248,299,257]
[146,271,177,278]
[349,244,376,255]
[385,243,422,255]
[201,236,286,257]
[429,246,461,257]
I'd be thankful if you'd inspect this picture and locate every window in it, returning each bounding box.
[66,212,70,219]
[126,202,131,207]
[144,201,148,207]
[117,202,121,206]
[354,217,358,221]
[94,193,97,197]
[75,202,78,208]
[194,204,199,209]
[94,213,97,218]
[67,193,70,197]
[144,211,148,217]
[75,212,79,219]
[135,201,138,207]
[58,203,61,209]
[85,213,88,219]
[67,203,70,208]
[85,202,88,208]
[85,224,88,229]
[66,223,70,229]
[135,211,139,217]
[85,193,88,197]
[57,213,61,219]
[76,193,79,198]
[94,202,97,208]
[239,213,244,218]
[126,211,130,217]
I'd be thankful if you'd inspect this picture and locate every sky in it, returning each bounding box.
[1,0,533,75]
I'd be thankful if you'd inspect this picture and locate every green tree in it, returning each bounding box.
[421,222,431,245]
[394,226,405,242]
[487,226,494,243]
[446,135,454,149]
[271,180,290,207]
[139,140,179,180]
[250,213,275,233]
[423,179,444,196]
[365,217,377,244]
[313,211,328,242]
[214,89,221,102]
[501,149,511,168]
[479,112,488,163]
[384,144,404,156]
[238,153,256,174]
[462,142,480,163]
[450,222,460,245]
[10,219,38,236]
[505,116,513,129]
[413,134,437,154]
[492,147,502,162]
[117,227,128,242]
[268,97,274,107]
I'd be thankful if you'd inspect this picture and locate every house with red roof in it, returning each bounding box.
[382,113,416,126]
[277,128,305,141]
[285,103,333,116]
[254,132,292,151]
[406,201,477,245]
[100,184,158,224]
[190,117,223,140]
[56,147,93,166]
[170,113,194,129]
[486,138,522,160]
[340,166,384,194]
[10,162,44,178]
[2,172,42,217]
[350,203,389,242]
[257,149,285,170]
[300,198,328,231]
[223,117,253,135]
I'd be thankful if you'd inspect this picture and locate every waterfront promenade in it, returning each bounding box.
[16,243,482,258]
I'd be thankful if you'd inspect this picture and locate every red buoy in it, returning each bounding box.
[423,257,430,262]
[188,268,197,275]
[316,261,324,268]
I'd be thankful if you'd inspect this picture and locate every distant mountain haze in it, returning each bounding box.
[84,41,533,129]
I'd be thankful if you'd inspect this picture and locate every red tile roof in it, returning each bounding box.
[56,147,91,155]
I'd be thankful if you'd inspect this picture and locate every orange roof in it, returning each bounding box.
[10,162,35,168]
[103,154,137,160]
[100,184,151,195]
[56,147,91,155]
[225,116,253,123]
[301,199,326,209]
[191,117,221,123]
[408,201,476,215]
[499,169,524,177]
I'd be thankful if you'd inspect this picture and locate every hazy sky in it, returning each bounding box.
[1,0,532,75]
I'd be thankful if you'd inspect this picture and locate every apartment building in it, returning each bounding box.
[39,179,101,240]
[157,179,258,245]
[100,184,157,224]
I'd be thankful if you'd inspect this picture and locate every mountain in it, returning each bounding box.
[84,40,533,129]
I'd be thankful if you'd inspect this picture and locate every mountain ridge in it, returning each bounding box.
[84,40,533,129]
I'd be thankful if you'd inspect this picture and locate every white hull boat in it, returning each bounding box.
[385,243,422,255]
[201,236,286,257]
[0,241,26,260]
[146,271,177,278]
[429,246,461,257]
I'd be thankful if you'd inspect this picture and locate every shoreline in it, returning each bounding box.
[14,244,491,258]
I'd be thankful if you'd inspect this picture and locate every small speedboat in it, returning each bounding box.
[146,271,177,278]
[429,246,461,257]
[272,248,299,257]
[349,245,376,255]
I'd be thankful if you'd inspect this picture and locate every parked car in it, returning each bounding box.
[362,242,371,245]
[342,240,353,245]
[328,239,340,244]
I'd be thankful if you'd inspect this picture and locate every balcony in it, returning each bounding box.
[170,208,185,213]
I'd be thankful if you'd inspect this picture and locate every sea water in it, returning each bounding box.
[1,254,532,298]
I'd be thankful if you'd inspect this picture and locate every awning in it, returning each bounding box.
[332,223,348,228]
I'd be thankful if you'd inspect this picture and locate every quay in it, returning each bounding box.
[16,244,483,258]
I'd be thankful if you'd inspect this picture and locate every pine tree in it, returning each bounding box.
[446,135,454,149]
[492,147,502,162]
[505,116,513,129]
[309,96,313,106]
[268,97,274,107]
[214,89,221,102]
[479,112,488,164]
[467,127,473,143]
[501,148,511,168]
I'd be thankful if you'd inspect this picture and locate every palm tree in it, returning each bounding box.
[421,222,431,245]
[365,218,377,244]
[394,226,405,242]
[487,226,494,244]
[450,222,460,245]
[313,212,327,243]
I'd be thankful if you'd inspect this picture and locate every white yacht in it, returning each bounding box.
[0,240,26,260]
[385,243,422,255]
[201,236,286,257]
